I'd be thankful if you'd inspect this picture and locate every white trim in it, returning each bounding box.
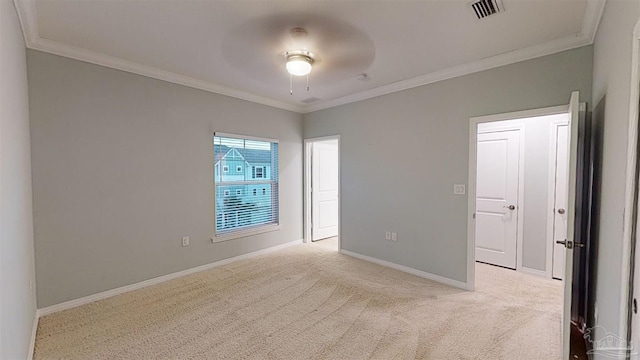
[476,122,526,273]
[621,16,640,347]
[12,0,37,44]
[302,34,591,113]
[546,119,570,280]
[340,249,468,290]
[303,135,341,251]
[38,239,302,316]
[212,224,281,243]
[33,38,304,113]
[214,132,279,144]
[28,309,39,360]
[520,266,549,278]
[467,131,477,291]
[13,0,605,115]
[471,105,569,124]
[468,104,571,292]
[582,0,607,43]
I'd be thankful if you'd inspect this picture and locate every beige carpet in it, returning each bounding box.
[312,236,339,250]
[34,243,562,359]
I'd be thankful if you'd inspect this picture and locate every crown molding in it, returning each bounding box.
[14,0,605,115]
[302,33,592,113]
[582,0,607,43]
[13,0,37,44]
[13,2,304,113]
[29,38,305,113]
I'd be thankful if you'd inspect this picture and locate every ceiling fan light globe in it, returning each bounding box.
[286,57,312,76]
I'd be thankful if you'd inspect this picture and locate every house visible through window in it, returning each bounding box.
[214,133,279,236]
[251,166,267,179]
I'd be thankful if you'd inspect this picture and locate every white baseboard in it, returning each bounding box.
[38,239,303,317]
[28,309,40,360]
[519,266,548,278]
[340,249,469,290]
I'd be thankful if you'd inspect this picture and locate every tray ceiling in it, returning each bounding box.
[15,0,604,113]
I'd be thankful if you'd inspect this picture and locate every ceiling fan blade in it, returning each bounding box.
[221,13,375,85]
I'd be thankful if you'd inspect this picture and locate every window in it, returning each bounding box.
[252,166,265,178]
[214,133,279,237]
[253,166,264,179]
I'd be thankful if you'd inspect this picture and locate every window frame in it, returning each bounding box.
[213,132,280,242]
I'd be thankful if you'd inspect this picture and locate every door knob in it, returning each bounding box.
[556,239,573,249]
[556,239,584,249]
[503,205,516,210]
[557,208,566,214]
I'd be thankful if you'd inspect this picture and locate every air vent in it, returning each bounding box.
[301,97,321,104]
[469,0,504,19]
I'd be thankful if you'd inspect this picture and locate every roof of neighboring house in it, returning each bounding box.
[214,145,271,165]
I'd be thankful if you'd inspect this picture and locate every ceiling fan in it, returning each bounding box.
[283,27,317,94]
[220,14,375,99]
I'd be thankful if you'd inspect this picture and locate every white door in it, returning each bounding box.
[632,196,640,360]
[312,140,339,241]
[552,124,569,280]
[632,94,640,360]
[475,129,520,269]
[561,91,579,359]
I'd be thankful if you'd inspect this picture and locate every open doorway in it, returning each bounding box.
[304,136,340,251]
[468,92,589,359]
[473,112,569,279]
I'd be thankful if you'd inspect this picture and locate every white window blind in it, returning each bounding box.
[214,133,279,236]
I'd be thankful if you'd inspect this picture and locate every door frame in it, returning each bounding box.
[304,135,341,250]
[623,16,640,350]
[467,104,569,291]
[475,122,525,272]
[546,118,570,279]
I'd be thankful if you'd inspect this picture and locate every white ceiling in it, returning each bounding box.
[15,0,604,113]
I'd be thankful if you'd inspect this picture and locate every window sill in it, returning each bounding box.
[212,224,281,243]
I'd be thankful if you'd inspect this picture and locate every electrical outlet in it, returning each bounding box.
[182,236,190,247]
[391,232,398,242]
[385,232,391,240]
[454,184,466,195]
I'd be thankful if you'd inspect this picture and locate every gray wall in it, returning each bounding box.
[0,0,38,358]
[479,114,564,272]
[28,51,304,308]
[591,0,640,348]
[304,46,593,283]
